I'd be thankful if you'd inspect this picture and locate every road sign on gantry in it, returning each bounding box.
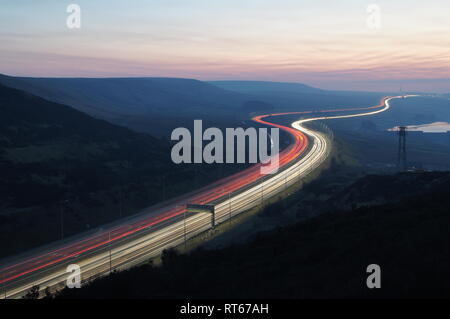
[186,204,215,227]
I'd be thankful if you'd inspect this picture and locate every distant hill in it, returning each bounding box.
[210,80,385,112]
[0,74,251,136]
[210,80,323,94]
[0,74,247,116]
[0,75,386,137]
[241,100,275,112]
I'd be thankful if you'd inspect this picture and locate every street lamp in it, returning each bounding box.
[228,191,232,226]
[183,205,187,249]
[108,231,112,275]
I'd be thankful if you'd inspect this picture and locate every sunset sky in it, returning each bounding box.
[1,0,450,92]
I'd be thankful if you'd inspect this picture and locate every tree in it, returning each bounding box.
[161,248,179,268]
[23,285,40,299]
[43,287,53,299]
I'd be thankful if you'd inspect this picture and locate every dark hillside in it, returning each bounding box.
[0,84,246,257]
[0,75,251,136]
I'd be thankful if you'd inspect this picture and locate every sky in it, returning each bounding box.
[1,0,450,92]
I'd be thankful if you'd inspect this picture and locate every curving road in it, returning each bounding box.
[0,95,412,298]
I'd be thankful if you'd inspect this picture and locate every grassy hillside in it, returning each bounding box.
[0,84,248,258]
[0,83,164,206]
[55,171,450,299]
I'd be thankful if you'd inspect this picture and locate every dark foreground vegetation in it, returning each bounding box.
[54,171,450,298]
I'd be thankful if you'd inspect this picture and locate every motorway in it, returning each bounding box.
[0,95,411,298]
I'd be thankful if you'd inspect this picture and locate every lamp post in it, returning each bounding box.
[2,272,6,299]
[228,191,232,226]
[108,231,112,275]
[183,207,187,249]
[261,184,264,206]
